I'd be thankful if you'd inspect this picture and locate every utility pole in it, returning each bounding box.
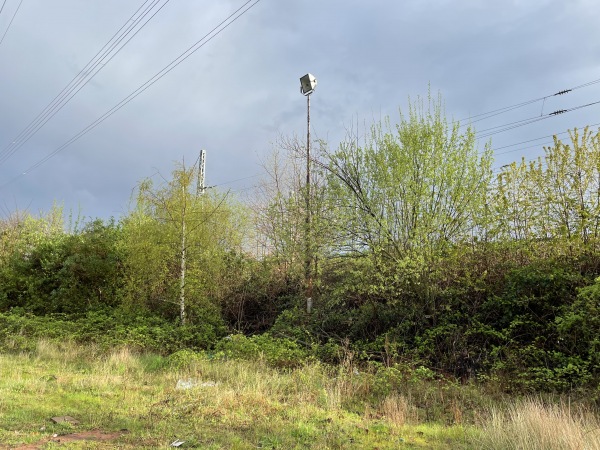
[181,149,206,325]
[300,73,317,314]
[197,149,206,196]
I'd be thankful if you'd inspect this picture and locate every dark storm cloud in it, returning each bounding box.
[0,0,599,219]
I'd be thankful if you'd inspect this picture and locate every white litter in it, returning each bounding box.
[176,379,217,390]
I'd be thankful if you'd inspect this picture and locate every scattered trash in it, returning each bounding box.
[176,379,197,390]
[176,379,217,390]
[171,439,185,447]
[50,416,79,425]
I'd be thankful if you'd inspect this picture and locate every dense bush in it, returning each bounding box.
[3,202,600,396]
[214,333,310,369]
[0,308,226,354]
[0,219,124,315]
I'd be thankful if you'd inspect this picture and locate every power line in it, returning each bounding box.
[204,173,262,190]
[461,97,545,126]
[0,0,170,165]
[492,121,600,156]
[0,0,8,19]
[0,0,164,163]
[0,0,23,47]
[0,0,262,190]
[491,124,600,173]
[477,114,547,135]
[476,100,600,139]
[460,77,600,125]
[494,131,568,153]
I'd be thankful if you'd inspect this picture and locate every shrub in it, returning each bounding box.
[167,349,205,370]
[214,333,309,369]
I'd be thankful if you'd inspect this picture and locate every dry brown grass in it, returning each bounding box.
[477,397,600,450]
[379,394,418,427]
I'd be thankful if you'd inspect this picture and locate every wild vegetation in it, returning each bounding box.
[2,93,600,447]
[2,340,600,449]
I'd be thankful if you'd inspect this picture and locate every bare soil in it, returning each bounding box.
[7,430,128,449]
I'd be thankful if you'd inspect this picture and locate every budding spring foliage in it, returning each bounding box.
[321,92,493,262]
[494,127,600,248]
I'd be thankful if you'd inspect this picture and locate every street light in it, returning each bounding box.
[300,73,316,314]
[300,73,317,95]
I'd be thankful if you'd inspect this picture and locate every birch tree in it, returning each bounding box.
[123,160,243,325]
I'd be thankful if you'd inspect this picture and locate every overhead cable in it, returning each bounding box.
[492,121,600,156]
[476,100,600,139]
[0,0,262,189]
[0,0,23,47]
[0,0,8,19]
[0,0,171,165]
[460,77,600,126]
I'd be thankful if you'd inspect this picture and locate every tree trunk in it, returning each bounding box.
[179,217,187,325]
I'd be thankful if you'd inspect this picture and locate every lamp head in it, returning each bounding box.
[300,73,317,95]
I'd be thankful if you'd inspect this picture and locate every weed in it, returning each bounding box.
[476,398,600,450]
[1,342,596,449]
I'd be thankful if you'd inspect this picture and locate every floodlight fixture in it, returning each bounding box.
[300,73,317,96]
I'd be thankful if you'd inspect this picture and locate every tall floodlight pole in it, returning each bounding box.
[300,73,317,314]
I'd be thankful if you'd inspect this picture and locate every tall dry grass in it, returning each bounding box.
[477,397,600,450]
[379,394,418,426]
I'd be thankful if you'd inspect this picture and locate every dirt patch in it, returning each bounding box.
[8,430,128,449]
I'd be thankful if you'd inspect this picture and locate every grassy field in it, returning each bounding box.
[0,341,599,449]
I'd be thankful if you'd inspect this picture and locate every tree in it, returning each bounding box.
[494,159,543,242]
[539,127,600,246]
[252,136,335,304]
[492,126,600,257]
[122,160,244,325]
[318,92,493,264]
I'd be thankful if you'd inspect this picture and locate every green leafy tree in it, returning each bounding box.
[540,127,600,245]
[321,93,493,262]
[318,92,493,276]
[493,127,600,257]
[122,160,244,326]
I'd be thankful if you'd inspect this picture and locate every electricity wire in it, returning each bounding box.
[476,100,600,139]
[491,123,600,173]
[0,0,8,19]
[492,121,600,156]
[0,0,262,189]
[0,0,170,165]
[0,0,23,47]
[460,77,600,125]
[211,174,261,187]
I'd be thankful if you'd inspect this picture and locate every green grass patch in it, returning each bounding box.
[0,341,481,449]
[1,341,599,449]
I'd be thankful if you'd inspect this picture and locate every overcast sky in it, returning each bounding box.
[0,0,599,220]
